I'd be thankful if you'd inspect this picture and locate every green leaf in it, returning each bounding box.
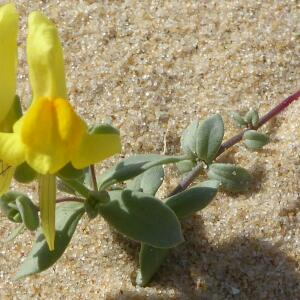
[196,114,224,164]
[84,191,110,219]
[0,191,23,223]
[15,195,39,231]
[231,112,247,127]
[99,190,183,248]
[98,154,183,190]
[136,180,219,286]
[208,163,252,193]
[243,130,269,150]
[176,160,196,174]
[38,175,56,251]
[56,178,76,195]
[165,180,219,219]
[16,202,84,279]
[5,223,26,242]
[180,120,199,158]
[244,110,259,127]
[89,123,120,135]
[14,162,37,183]
[136,244,169,286]
[57,163,86,180]
[127,165,164,195]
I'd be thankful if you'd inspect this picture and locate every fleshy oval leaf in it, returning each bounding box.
[196,114,224,164]
[16,202,84,279]
[231,112,247,127]
[0,191,23,223]
[136,243,169,286]
[207,163,252,193]
[175,159,196,174]
[127,165,164,195]
[15,195,39,231]
[244,110,259,127]
[98,154,183,190]
[14,162,37,183]
[180,120,199,158]
[136,180,219,286]
[98,190,183,248]
[165,180,219,219]
[243,130,269,150]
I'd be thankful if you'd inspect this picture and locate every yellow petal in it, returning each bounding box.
[0,3,18,123]
[27,12,66,101]
[72,132,121,169]
[0,95,23,133]
[0,132,25,166]
[0,162,14,196]
[20,97,85,174]
[39,174,56,251]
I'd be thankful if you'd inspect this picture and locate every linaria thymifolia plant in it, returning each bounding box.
[0,3,299,286]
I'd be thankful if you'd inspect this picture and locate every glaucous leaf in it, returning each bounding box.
[165,180,219,219]
[56,178,76,195]
[84,190,110,219]
[244,110,259,127]
[98,154,183,190]
[5,223,25,242]
[243,130,269,150]
[16,202,84,279]
[99,189,183,248]
[127,165,164,195]
[136,243,169,286]
[0,191,23,223]
[136,180,219,286]
[57,163,86,180]
[15,195,39,231]
[208,163,252,193]
[89,123,120,135]
[231,112,247,127]
[180,120,199,158]
[196,114,224,164]
[14,162,37,183]
[175,159,196,174]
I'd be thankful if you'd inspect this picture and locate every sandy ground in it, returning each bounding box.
[0,1,299,299]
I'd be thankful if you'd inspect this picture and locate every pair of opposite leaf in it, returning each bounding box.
[0,4,121,250]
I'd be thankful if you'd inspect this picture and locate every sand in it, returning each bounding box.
[0,1,299,299]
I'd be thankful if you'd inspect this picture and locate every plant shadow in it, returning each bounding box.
[105,215,300,299]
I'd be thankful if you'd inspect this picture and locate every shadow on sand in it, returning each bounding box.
[106,215,300,300]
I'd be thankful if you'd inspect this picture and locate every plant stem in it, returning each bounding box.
[168,90,300,196]
[89,165,98,191]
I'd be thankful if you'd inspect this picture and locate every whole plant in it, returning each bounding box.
[0,3,299,286]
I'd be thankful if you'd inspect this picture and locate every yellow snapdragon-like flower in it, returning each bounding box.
[0,11,121,175]
[0,11,121,250]
[0,3,18,196]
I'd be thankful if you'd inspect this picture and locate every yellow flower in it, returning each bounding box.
[0,11,121,175]
[0,3,18,196]
[0,11,121,250]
